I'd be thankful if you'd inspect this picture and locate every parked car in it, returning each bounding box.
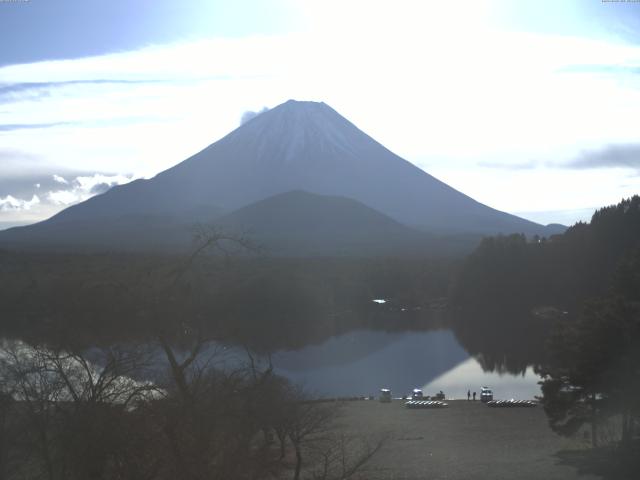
[481,387,493,402]
[379,388,392,403]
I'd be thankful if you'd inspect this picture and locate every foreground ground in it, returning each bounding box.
[333,399,600,480]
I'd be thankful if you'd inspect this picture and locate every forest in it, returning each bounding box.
[0,246,455,350]
[1,196,639,478]
[453,196,640,469]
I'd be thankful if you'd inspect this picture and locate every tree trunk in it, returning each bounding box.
[36,422,56,480]
[0,402,7,480]
[621,409,635,446]
[277,431,286,460]
[622,410,629,445]
[293,443,302,480]
[591,393,598,448]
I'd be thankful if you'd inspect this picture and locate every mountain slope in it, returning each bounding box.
[0,99,555,253]
[44,100,544,232]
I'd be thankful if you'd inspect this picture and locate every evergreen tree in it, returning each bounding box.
[539,247,640,447]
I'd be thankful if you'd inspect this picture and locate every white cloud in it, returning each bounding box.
[0,194,40,212]
[240,107,269,126]
[47,189,80,206]
[47,173,133,206]
[0,173,133,226]
[3,30,638,173]
[74,173,131,192]
[52,174,68,184]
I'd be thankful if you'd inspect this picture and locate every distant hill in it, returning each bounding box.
[0,99,559,254]
[540,223,567,236]
[216,190,431,256]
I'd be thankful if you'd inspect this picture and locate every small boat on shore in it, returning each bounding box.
[405,400,448,409]
[487,399,536,408]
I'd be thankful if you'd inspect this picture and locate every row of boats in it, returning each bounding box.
[404,400,449,409]
[403,399,537,409]
[486,399,537,408]
[380,388,536,408]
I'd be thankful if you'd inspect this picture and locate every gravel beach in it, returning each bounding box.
[332,399,600,480]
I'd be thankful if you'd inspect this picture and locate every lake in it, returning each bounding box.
[271,329,542,399]
[0,327,542,401]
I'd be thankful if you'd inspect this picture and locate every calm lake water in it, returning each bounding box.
[1,328,542,401]
[271,329,542,399]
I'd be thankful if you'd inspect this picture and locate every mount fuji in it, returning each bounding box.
[0,100,561,254]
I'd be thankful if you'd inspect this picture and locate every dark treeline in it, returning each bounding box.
[454,196,640,312]
[451,196,640,374]
[537,242,640,457]
[455,196,640,469]
[0,247,456,351]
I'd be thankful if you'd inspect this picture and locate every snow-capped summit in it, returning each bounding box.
[232,100,361,162]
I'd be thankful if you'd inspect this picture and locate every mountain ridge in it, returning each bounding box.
[44,100,547,233]
[0,99,562,254]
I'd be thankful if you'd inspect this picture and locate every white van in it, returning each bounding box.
[380,388,392,403]
[481,387,493,402]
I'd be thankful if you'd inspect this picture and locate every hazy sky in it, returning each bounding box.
[1,0,639,228]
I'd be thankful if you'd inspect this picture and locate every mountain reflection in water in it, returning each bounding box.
[423,358,541,400]
[0,327,543,400]
[271,329,541,399]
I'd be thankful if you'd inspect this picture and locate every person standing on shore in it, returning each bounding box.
[473,391,476,401]
[467,390,471,401]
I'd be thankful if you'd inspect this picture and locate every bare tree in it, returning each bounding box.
[0,341,160,480]
[307,433,386,480]
[271,386,386,480]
